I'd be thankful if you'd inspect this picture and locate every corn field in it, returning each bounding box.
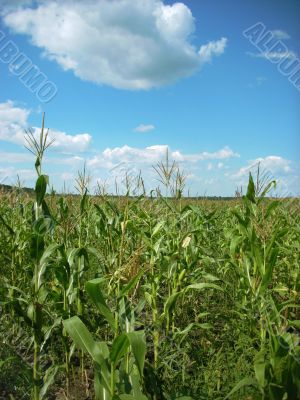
[0,122,300,400]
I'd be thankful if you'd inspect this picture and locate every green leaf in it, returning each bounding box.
[174,322,212,343]
[12,299,32,327]
[38,244,61,289]
[232,210,248,229]
[127,331,146,378]
[80,188,88,215]
[0,356,18,370]
[63,316,107,366]
[151,221,165,237]
[64,321,111,395]
[119,269,144,298]
[41,317,62,351]
[119,395,147,400]
[265,200,280,218]
[288,320,300,329]
[260,248,278,294]
[200,273,220,282]
[164,292,182,318]
[41,199,52,218]
[0,213,14,235]
[85,279,116,331]
[254,349,266,389]
[33,217,53,236]
[35,175,48,206]
[94,362,110,400]
[186,283,222,292]
[246,173,256,203]
[94,204,108,221]
[129,367,147,398]
[35,156,41,171]
[224,377,258,399]
[40,365,60,399]
[144,292,152,307]
[110,333,130,365]
[174,397,194,400]
[259,180,276,200]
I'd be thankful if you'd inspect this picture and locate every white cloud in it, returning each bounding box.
[2,0,227,90]
[230,156,299,197]
[232,156,292,179]
[0,165,36,184]
[0,151,33,163]
[0,100,92,152]
[60,172,75,181]
[89,144,167,169]
[134,124,155,133]
[87,144,239,169]
[246,50,296,61]
[184,146,239,162]
[198,37,227,63]
[86,144,238,196]
[34,128,91,153]
[43,155,84,166]
[271,30,290,40]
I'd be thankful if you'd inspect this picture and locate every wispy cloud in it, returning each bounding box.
[270,29,290,40]
[134,124,155,133]
[248,76,267,88]
[246,50,297,61]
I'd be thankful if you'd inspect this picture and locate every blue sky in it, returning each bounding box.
[0,0,299,196]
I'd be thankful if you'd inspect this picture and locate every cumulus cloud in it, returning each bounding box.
[230,156,299,197]
[232,156,292,179]
[0,100,92,152]
[184,146,239,162]
[47,155,85,165]
[198,37,227,63]
[134,124,155,133]
[85,144,238,195]
[87,144,239,169]
[33,128,91,153]
[2,0,227,89]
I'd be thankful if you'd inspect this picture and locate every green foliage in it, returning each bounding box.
[0,126,299,400]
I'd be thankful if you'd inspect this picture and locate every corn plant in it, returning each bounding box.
[63,278,147,399]
[2,115,62,399]
[1,129,299,400]
[224,172,300,399]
